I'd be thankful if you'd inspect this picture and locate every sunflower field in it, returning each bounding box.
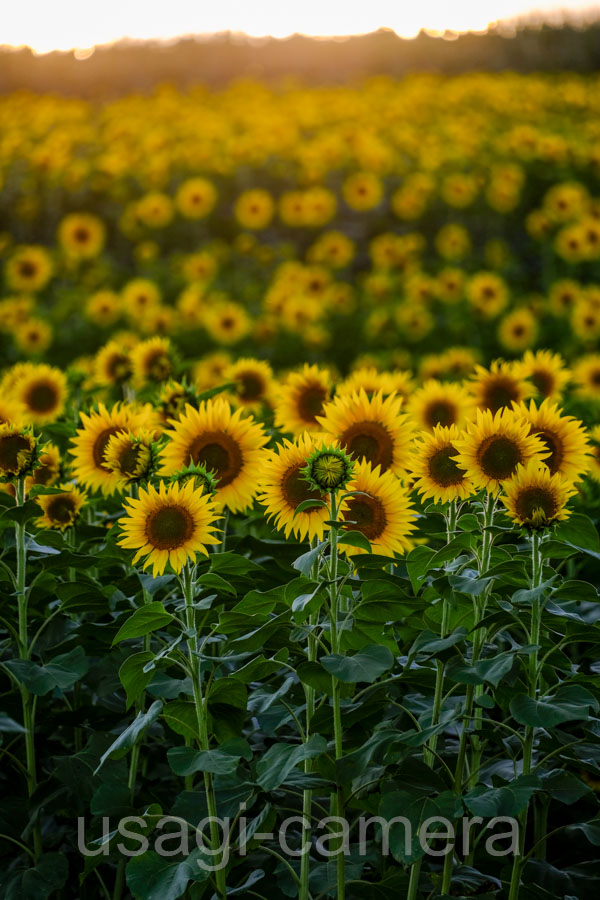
[1,72,600,900]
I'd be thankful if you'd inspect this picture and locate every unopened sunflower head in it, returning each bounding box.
[301,445,354,493]
[0,423,40,481]
[168,461,219,497]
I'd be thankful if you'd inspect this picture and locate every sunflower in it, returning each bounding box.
[159,398,268,513]
[36,484,86,532]
[85,290,121,327]
[408,380,473,431]
[103,431,155,484]
[274,364,332,435]
[156,381,199,427]
[14,319,53,356]
[58,213,105,259]
[121,278,161,321]
[411,425,476,504]
[136,191,173,229]
[13,363,67,425]
[336,368,393,399]
[571,354,600,401]
[225,358,274,411]
[467,272,509,318]
[5,245,53,292]
[514,398,590,483]
[130,336,174,387]
[468,360,532,414]
[203,301,251,345]
[70,403,151,495]
[501,461,576,529]
[0,424,37,479]
[435,223,472,261]
[549,279,581,317]
[175,177,218,219]
[497,308,538,353]
[193,352,232,390]
[517,350,570,400]
[28,443,61,488]
[0,397,26,427]
[571,300,600,342]
[118,479,221,576]
[234,189,275,230]
[94,340,132,387]
[317,389,415,479]
[258,433,331,542]
[587,426,600,483]
[339,460,416,557]
[452,408,549,493]
[342,172,383,211]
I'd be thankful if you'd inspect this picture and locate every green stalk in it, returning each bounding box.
[508,531,543,900]
[442,494,495,893]
[328,493,345,900]
[182,566,227,899]
[300,610,317,900]
[15,477,42,861]
[408,502,456,900]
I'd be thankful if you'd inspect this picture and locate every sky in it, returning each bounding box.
[3,0,598,54]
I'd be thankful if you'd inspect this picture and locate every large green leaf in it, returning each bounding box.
[126,849,210,900]
[95,700,163,773]
[321,644,394,683]
[256,734,327,790]
[4,646,88,696]
[510,685,598,728]
[113,602,174,644]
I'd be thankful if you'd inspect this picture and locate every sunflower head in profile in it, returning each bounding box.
[157,380,199,427]
[0,397,26,428]
[408,380,474,432]
[588,426,600,483]
[35,484,86,532]
[0,424,38,480]
[103,431,156,485]
[468,360,532,414]
[13,363,68,425]
[452,408,549,493]
[169,462,219,497]
[501,461,576,530]
[118,479,221,576]
[339,460,416,557]
[301,445,354,494]
[514,398,590,483]
[70,403,151,495]
[94,341,132,387]
[317,389,416,480]
[274,364,332,435]
[158,398,268,513]
[29,442,61,489]
[411,425,477,504]
[258,433,331,542]
[517,349,571,401]
[225,358,275,411]
[131,336,174,387]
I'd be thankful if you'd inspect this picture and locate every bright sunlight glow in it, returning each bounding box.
[2,0,597,55]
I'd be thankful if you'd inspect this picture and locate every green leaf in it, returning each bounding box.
[510,685,598,728]
[95,700,163,773]
[113,602,174,645]
[256,734,327,790]
[409,628,467,657]
[465,774,541,817]
[162,701,199,741]
[4,646,88,696]
[554,513,600,559]
[231,649,289,683]
[2,853,68,900]
[292,545,322,577]
[126,848,210,900]
[167,747,240,776]
[337,530,372,553]
[293,499,327,515]
[321,644,394,683]
[541,770,590,804]
[119,652,156,711]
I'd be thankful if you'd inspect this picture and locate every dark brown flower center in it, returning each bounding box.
[146,504,194,549]
[515,487,558,523]
[93,426,125,471]
[424,400,457,428]
[532,428,562,475]
[481,376,520,414]
[19,260,36,278]
[281,464,323,508]
[0,434,32,473]
[186,431,242,487]
[297,383,328,424]
[47,495,77,525]
[144,350,171,381]
[478,435,522,480]
[74,227,90,244]
[428,446,464,486]
[341,420,394,471]
[117,445,142,477]
[530,369,554,397]
[344,495,387,542]
[237,373,264,401]
[24,381,59,413]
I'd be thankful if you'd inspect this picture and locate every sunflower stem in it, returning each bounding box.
[327,493,345,900]
[182,564,227,899]
[508,530,543,900]
[299,546,320,900]
[14,477,42,862]
[442,494,495,892]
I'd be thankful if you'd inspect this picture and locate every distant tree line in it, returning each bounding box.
[1,24,600,97]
